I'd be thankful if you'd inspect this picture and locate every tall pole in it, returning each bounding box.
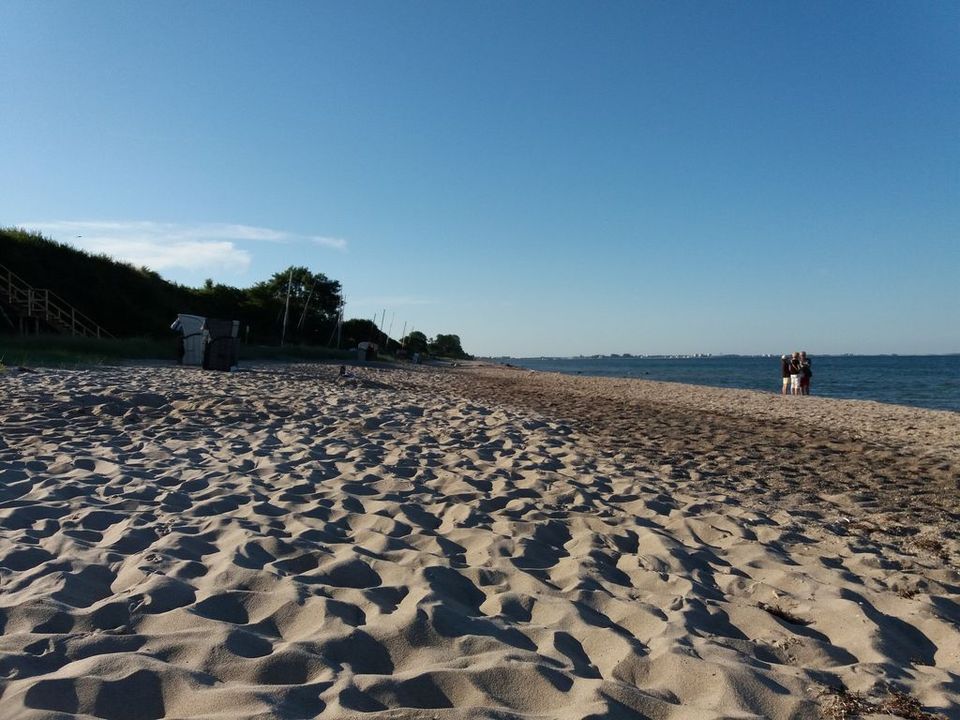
[336,305,342,349]
[387,312,395,346]
[297,279,317,330]
[281,268,293,347]
[400,321,407,348]
[326,296,343,348]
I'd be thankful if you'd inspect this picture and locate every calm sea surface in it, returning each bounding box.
[505,355,960,413]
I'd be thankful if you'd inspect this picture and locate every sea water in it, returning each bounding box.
[505,355,960,413]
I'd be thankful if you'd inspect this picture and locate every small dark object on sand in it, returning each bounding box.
[757,601,811,626]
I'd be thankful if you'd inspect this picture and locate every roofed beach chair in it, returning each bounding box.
[202,318,240,371]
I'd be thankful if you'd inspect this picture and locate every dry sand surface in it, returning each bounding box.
[0,361,958,720]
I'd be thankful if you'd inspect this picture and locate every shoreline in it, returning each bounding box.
[447,364,960,524]
[464,361,960,452]
[1,362,957,718]
[499,355,960,415]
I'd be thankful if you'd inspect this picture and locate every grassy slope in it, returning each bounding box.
[0,335,353,368]
[0,228,339,346]
[1,227,200,337]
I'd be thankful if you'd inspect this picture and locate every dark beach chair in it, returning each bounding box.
[202,318,240,371]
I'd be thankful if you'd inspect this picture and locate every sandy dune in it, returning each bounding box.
[0,362,957,719]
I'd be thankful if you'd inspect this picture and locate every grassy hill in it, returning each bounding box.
[0,228,335,344]
[1,227,207,338]
[1,227,471,362]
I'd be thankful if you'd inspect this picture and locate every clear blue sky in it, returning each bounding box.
[2,2,957,356]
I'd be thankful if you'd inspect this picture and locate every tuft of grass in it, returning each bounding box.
[820,686,945,720]
[758,601,811,626]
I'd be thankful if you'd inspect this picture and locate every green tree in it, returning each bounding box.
[402,331,429,354]
[197,281,248,324]
[429,333,470,359]
[341,318,382,350]
[248,266,343,343]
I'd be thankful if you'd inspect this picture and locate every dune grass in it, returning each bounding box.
[0,335,172,367]
[0,334,353,368]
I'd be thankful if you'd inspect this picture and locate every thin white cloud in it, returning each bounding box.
[311,236,347,250]
[94,239,248,273]
[18,220,347,274]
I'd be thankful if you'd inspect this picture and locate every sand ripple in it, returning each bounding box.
[0,363,957,719]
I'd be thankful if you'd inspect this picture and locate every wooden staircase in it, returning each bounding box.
[0,263,114,338]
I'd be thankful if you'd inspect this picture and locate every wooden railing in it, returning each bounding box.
[0,263,114,338]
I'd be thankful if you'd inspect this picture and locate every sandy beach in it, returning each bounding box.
[1,361,958,719]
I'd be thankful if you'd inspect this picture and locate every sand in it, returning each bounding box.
[0,361,957,719]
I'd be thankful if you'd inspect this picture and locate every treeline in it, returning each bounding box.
[0,227,471,358]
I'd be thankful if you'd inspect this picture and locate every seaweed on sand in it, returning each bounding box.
[819,686,945,720]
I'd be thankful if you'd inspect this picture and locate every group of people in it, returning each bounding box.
[781,351,812,395]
